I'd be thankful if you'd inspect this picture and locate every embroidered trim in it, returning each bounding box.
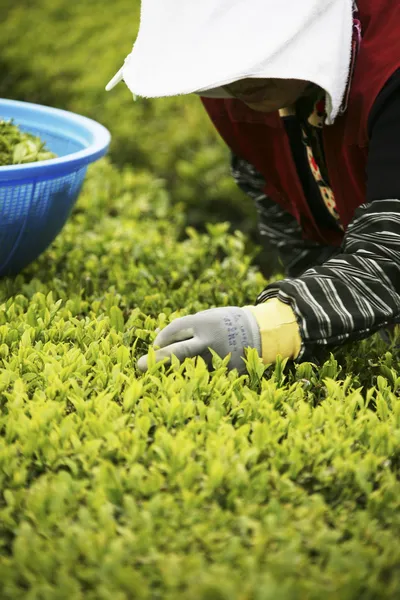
[297,1,362,230]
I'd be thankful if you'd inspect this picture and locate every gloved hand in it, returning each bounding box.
[137,299,302,373]
[137,306,261,373]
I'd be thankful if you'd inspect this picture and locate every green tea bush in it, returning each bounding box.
[0,0,255,233]
[1,160,400,599]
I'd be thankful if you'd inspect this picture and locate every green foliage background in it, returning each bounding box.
[0,0,256,234]
[1,2,400,598]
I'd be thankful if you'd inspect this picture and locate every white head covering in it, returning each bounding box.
[106,0,354,124]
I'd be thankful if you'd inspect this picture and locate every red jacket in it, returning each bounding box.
[201,0,400,247]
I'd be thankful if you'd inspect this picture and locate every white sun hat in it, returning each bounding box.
[106,0,353,124]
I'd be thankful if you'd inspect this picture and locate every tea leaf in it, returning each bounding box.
[0,119,57,166]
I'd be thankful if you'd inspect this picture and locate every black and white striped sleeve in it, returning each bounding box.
[231,154,338,277]
[257,72,400,359]
[257,199,400,358]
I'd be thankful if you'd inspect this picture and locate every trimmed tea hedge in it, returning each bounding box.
[1,160,400,599]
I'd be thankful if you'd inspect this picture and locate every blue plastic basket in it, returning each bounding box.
[0,99,111,277]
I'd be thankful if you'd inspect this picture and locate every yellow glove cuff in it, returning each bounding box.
[244,299,302,364]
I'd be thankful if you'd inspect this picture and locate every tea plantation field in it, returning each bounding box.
[0,161,400,599]
[1,0,400,597]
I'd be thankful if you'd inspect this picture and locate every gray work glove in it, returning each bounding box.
[137,306,262,373]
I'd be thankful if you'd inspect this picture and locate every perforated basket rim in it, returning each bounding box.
[0,99,111,182]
